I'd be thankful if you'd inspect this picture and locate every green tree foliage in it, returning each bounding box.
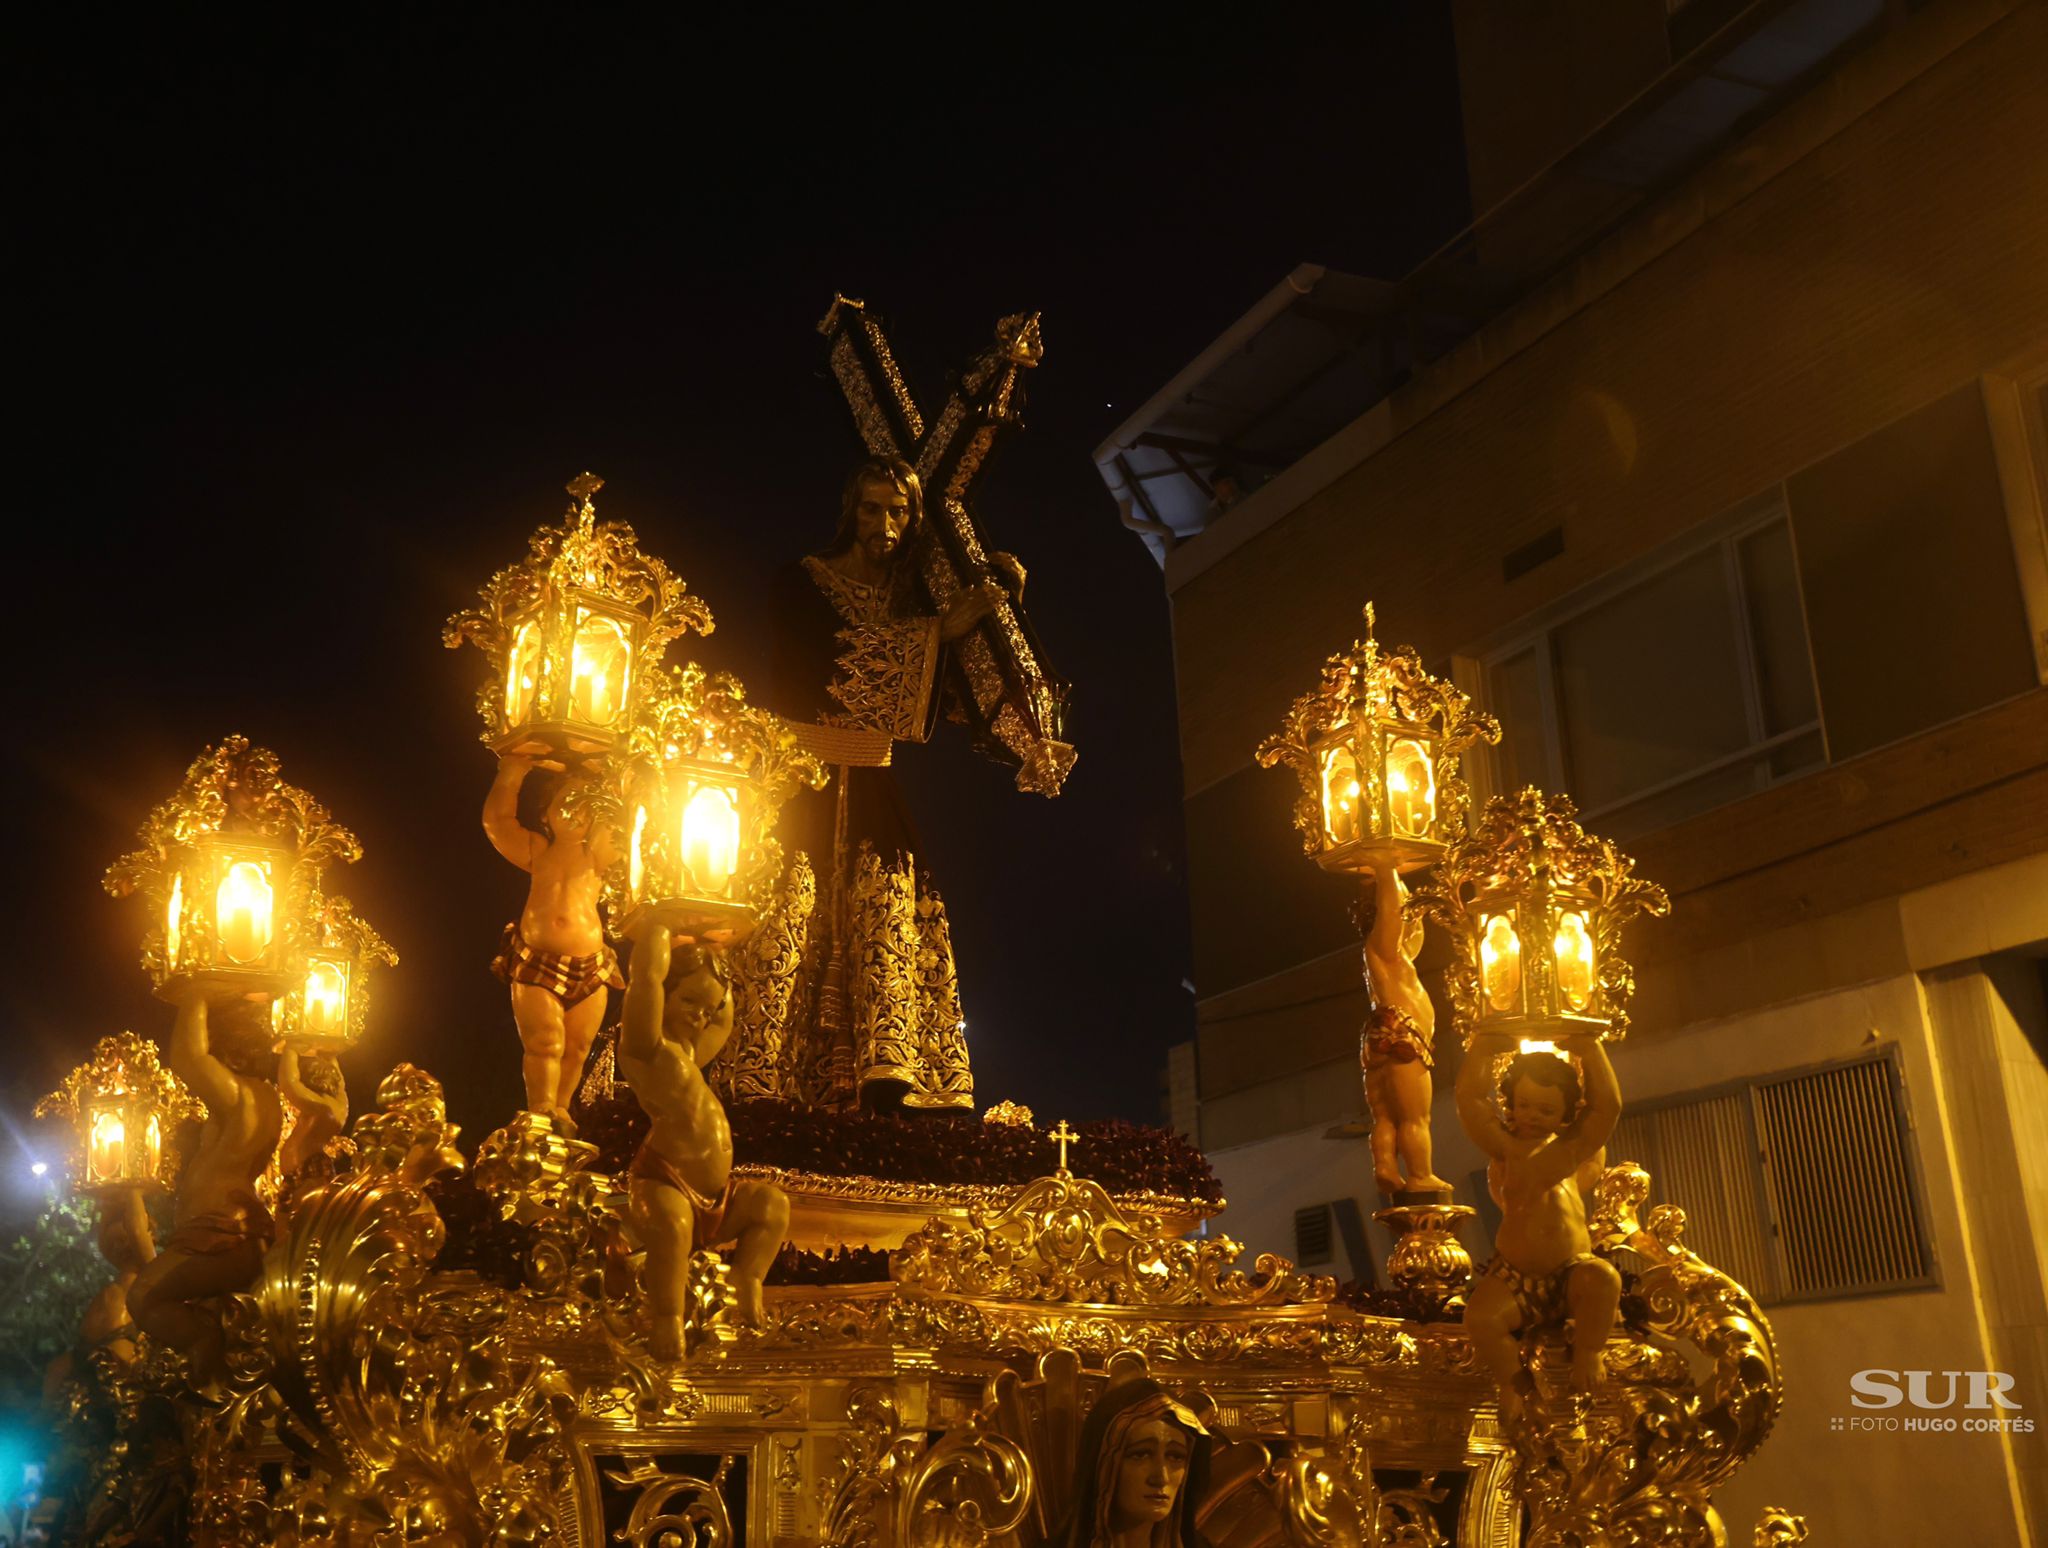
[0,1193,102,1389]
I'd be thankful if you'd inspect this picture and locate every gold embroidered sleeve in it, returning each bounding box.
[825,617,942,741]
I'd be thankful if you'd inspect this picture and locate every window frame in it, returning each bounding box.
[1458,489,1828,828]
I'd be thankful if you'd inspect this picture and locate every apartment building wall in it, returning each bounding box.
[1176,3,2048,1141]
[1160,6,2048,1543]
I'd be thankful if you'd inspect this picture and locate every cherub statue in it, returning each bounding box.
[1359,866,1447,1195]
[618,919,791,1359]
[277,1045,349,1187]
[73,1186,156,1375]
[1058,1376,1214,1548]
[1457,1036,1622,1419]
[127,990,283,1381]
[482,751,621,1133]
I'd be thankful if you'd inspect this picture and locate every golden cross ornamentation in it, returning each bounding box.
[1048,1119,1077,1174]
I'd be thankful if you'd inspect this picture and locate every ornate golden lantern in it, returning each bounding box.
[1419,787,1670,1044]
[443,472,714,760]
[270,891,398,1052]
[1257,603,1500,874]
[607,662,826,944]
[104,736,363,1002]
[35,1032,203,1194]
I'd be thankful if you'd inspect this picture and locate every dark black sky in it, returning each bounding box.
[3,12,1467,1170]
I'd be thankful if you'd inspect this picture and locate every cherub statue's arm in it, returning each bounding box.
[1524,1036,1622,1190]
[278,1047,347,1128]
[621,919,669,1064]
[482,755,537,871]
[169,992,240,1114]
[1455,1031,1513,1160]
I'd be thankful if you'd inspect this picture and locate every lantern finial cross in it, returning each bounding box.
[1048,1118,1078,1174]
[565,471,605,527]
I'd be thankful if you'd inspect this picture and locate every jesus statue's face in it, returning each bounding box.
[853,476,912,567]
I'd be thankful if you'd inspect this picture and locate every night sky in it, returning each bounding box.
[4,13,1467,1185]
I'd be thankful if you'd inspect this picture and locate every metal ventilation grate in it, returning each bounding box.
[1293,1203,1334,1266]
[1607,1050,1934,1304]
[1756,1056,1934,1300]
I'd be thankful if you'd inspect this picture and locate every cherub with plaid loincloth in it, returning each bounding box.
[1457,1034,1622,1420]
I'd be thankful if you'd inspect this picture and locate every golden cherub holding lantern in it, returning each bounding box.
[444,472,714,1131]
[99,735,390,1378]
[1257,603,1500,1199]
[447,473,824,1352]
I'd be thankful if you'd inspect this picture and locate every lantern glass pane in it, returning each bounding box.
[215,860,274,964]
[304,957,349,1038]
[680,783,741,895]
[570,611,633,727]
[1319,743,1363,847]
[628,804,649,900]
[1480,911,1522,1014]
[165,872,184,971]
[506,618,545,726]
[1554,911,1596,1012]
[89,1108,125,1185]
[144,1113,163,1177]
[1386,737,1436,840]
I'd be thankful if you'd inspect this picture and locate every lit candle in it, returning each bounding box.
[304,961,345,1035]
[1481,913,1522,1012]
[216,861,272,963]
[680,784,740,894]
[90,1110,126,1183]
[1553,911,1596,1012]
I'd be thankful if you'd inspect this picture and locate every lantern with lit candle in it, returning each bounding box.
[271,891,398,1053]
[105,735,366,1002]
[608,662,826,944]
[1258,603,1501,876]
[444,472,715,761]
[1419,787,1670,1046]
[36,1033,203,1195]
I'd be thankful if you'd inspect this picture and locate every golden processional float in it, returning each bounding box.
[33,301,1808,1548]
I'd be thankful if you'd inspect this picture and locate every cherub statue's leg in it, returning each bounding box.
[1365,1064,1403,1195]
[1388,1062,1449,1192]
[509,982,567,1119]
[553,987,607,1123]
[630,1175,694,1361]
[1564,1257,1622,1392]
[129,1241,266,1380]
[718,1178,792,1328]
[1462,1272,1532,1422]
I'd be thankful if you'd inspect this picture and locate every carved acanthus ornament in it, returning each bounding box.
[892,1169,1335,1308]
[1496,1162,1785,1548]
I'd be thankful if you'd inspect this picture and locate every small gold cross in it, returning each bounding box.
[566,471,605,505]
[1048,1119,1077,1173]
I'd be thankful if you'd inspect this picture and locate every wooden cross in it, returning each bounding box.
[817,294,1075,796]
[1048,1118,1078,1174]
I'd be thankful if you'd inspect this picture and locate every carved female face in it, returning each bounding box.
[1110,1417,1191,1537]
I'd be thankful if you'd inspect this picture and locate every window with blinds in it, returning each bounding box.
[1608,1050,1936,1304]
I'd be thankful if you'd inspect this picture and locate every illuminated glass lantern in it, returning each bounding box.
[614,663,826,944]
[445,472,715,761]
[1258,603,1500,875]
[271,892,398,1052]
[159,831,297,996]
[105,735,367,1003]
[35,1032,202,1195]
[1424,787,1670,1045]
